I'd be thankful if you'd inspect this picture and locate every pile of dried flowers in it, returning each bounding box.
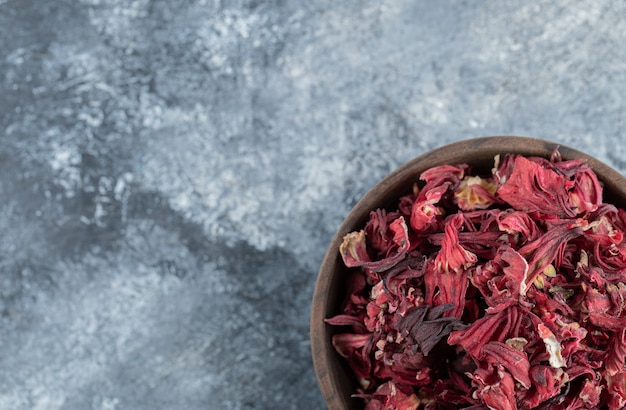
[326,150,626,409]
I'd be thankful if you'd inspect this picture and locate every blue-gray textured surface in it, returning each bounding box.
[0,0,625,409]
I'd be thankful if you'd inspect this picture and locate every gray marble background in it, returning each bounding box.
[0,1,625,409]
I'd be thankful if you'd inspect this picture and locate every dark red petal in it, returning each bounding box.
[420,164,466,184]
[471,366,518,410]
[606,370,626,410]
[410,183,448,232]
[455,176,499,211]
[482,341,532,388]
[606,329,626,376]
[395,304,466,356]
[340,230,371,267]
[497,210,543,243]
[520,221,583,286]
[569,167,603,214]
[519,366,567,408]
[340,217,410,272]
[365,209,400,253]
[497,156,575,217]
[324,314,367,331]
[434,213,477,274]
[448,306,523,360]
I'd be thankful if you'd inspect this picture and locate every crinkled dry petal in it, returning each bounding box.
[428,230,504,261]
[576,377,602,408]
[332,333,371,358]
[360,381,421,410]
[424,261,470,319]
[569,166,603,214]
[606,370,626,410]
[497,155,575,217]
[481,341,531,388]
[340,230,371,267]
[606,329,626,376]
[420,164,466,185]
[520,221,583,286]
[496,210,543,244]
[608,282,626,316]
[585,215,624,247]
[455,176,499,211]
[331,333,372,387]
[477,247,529,313]
[365,209,402,253]
[341,217,410,272]
[470,366,517,410]
[520,366,567,409]
[373,345,433,387]
[410,183,449,232]
[434,213,477,274]
[448,306,523,360]
[537,323,566,368]
[492,154,517,185]
[555,320,587,360]
[583,285,626,329]
[395,304,466,356]
[382,252,428,298]
[324,314,367,331]
[589,311,626,329]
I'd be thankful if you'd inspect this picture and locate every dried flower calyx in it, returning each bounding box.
[326,150,626,409]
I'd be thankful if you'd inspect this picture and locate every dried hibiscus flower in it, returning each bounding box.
[325,149,626,409]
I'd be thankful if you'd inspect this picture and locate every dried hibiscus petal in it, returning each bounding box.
[470,365,517,410]
[326,149,626,409]
[455,176,499,211]
[395,304,466,356]
[497,155,575,217]
[340,216,410,272]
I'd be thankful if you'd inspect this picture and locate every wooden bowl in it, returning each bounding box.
[310,136,626,409]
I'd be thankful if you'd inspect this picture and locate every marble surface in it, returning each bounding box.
[1,1,625,409]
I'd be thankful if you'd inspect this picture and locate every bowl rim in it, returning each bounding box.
[310,135,626,410]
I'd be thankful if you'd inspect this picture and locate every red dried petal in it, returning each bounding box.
[434,213,477,274]
[324,314,367,331]
[481,341,532,389]
[331,333,373,387]
[575,377,602,408]
[496,210,543,244]
[470,247,529,313]
[569,166,603,214]
[605,370,626,410]
[492,153,517,185]
[424,264,470,319]
[497,156,575,217]
[606,328,626,376]
[340,217,410,272]
[585,215,624,247]
[448,306,523,360]
[455,176,499,211]
[395,304,466,355]
[537,323,566,368]
[361,381,421,410]
[331,333,371,357]
[470,366,517,410]
[340,230,371,267]
[410,183,448,232]
[365,209,402,253]
[519,220,583,286]
[519,366,567,408]
[420,164,466,185]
